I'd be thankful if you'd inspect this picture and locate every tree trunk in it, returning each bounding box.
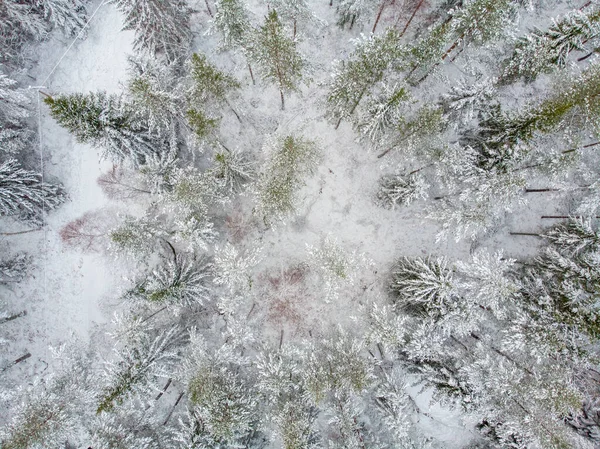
[541,215,600,219]
[0,228,42,236]
[0,310,27,325]
[350,14,356,30]
[372,0,387,33]
[524,188,560,193]
[225,99,242,122]
[1,352,31,373]
[280,89,285,110]
[163,392,184,425]
[248,63,256,85]
[204,0,214,17]
[400,0,425,36]
[293,19,297,40]
[509,232,541,237]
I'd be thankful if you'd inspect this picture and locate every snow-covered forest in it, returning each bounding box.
[3,0,600,447]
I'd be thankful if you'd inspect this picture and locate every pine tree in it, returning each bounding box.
[213,242,261,293]
[357,82,411,146]
[0,72,32,155]
[213,0,252,50]
[212,148,255,194]
[502,7,600,83]
[250,10,306,110]
[109,215,164,257]
[128,254,213,307]
[127,56,184,134]
[97,326,184,414]
[0,1,46,63]
[390,256,457,316]
[0,159,66,225]
[254,135,320,224]
[544,217,600,256]
[45,91,162,166]
[466,62,600,171]
[188,53,241,105]
[0,381,76,449]
[406,0,514,84]
[326,28,402,127]
[375,172,428,209]
[306,236,361,302]
[264,0,321,38]
[183,333,258,445]
[110,0,192,62]
[0,73,29,126]
[335,0,374,29]
[0,253,32,284]
[441,77,496,127]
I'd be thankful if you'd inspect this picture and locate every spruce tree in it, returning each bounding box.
[250,10,306,110]
[110,0,192,62]
[40,0,88,37]
[0,159,66,225]
[45,91,162,166]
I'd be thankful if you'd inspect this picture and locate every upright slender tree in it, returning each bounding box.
[250,10,306,109]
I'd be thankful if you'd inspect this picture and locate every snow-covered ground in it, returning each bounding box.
[0,0,579,446]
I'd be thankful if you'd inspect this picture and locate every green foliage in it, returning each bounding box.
[251,10,305,105]
[213,0,252,50]
[189,53,240,104]
[186,108,219,140]
[502,7,600,83]
[326,28,403,123]
[129,254,212,306]
[255,135,320,223]
[45,91,159,165]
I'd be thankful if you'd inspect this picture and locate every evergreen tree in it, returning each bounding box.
[213,0,252,50]
[441,77,496,127]
[182,333,258,445]
[213,242,261,293]
[127,56,184,134]
[0,1,46,63]
[110,0,192,62]
[466,62,600,171]
[390,256,457,315]
[544,217,600,256]
[40,0,88,37]
[0,159,66,225]
[265,0,321,38]
[97,326,184,414]
[335,0,374,29]
[357,82,411,146]
[326,28,402,126]
[0,382,76,449]
[128,254,213,307]
[45,91,162,166]
[502,7,600,83]
[406,0,514,84]
[212,148,255,194]
[375,172,428,209]
[0,72,32,155]
[254,135,320,224]
[0,253,32,284]
[188,53,240,105]
[250,10,306,110]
